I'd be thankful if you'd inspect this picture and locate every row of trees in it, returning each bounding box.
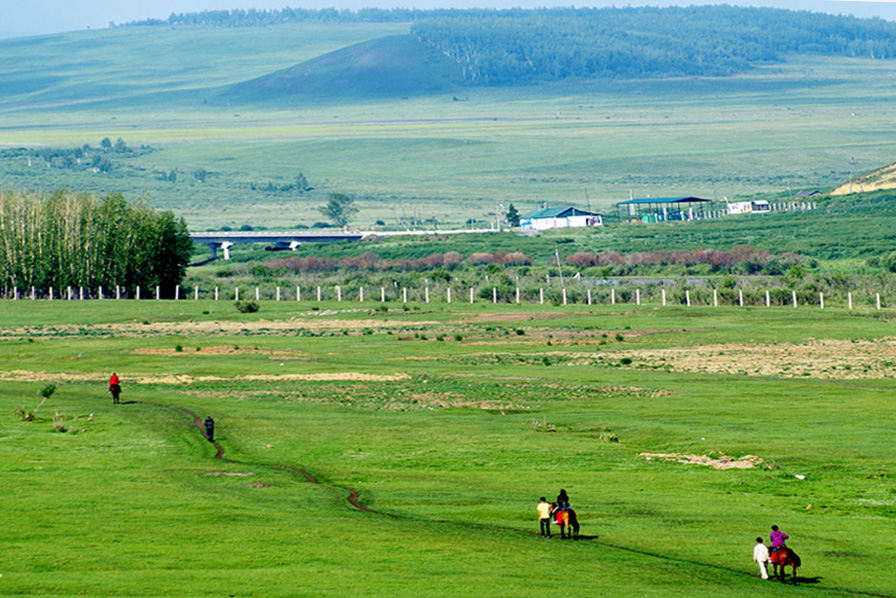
[0,190,193,296]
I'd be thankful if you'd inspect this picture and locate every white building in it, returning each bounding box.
[520,207,603,231]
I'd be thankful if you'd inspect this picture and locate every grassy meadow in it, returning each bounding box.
[1,22,896,229]
[1,299,895,597]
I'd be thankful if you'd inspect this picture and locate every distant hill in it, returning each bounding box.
[216,5,896,101]
[832,161,896,195]
[229,35,466,102]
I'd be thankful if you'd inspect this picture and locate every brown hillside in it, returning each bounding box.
[832,161,896,195]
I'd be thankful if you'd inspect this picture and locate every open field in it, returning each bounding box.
[1,21,896,229]
[1,300,895,597]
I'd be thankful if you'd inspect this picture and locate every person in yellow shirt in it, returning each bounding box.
[537,497,552,537]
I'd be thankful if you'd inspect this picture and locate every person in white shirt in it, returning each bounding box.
[753,537,770,579]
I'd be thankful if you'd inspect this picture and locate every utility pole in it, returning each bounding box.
[555,248,565,286]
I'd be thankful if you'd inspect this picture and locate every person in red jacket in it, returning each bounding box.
[109,373,122,404]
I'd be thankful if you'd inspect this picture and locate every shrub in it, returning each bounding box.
[235,300,260,313]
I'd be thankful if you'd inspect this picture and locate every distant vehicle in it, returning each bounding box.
[727,200,770,215]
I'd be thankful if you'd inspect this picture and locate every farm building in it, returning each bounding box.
[520,206,603,231]
[615,197,713,223]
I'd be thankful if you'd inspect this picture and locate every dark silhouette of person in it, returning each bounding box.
[204,416,215,442]
[556,489,571,510]
[109,373,121,405]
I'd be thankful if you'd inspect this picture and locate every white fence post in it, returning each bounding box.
[848,292,853,310]
[792,290,797,308]
[136,286,141,300]
[116,286,121,300]
[877,293,881,310]
[256,287,260,301]
[493,287,498,304]
[611,288,616,305]
[686,290,691,307]
[98,286,103,300]
[819,292,824,310]
[739,289,743,307]
[297,287,301,302]
[425,286,430,303]
[381,287,386,303]
[49,287,54,301]
[276,287,281,301]
[195,286,200,301]
[317,286,321,302]
[766,290,770,307]
[539,288,544,305]
[175,285,180,300]
[336,286,342,302]
[662,288,667,306]
[712,289,717,307]
[447,288,452,303]
[403,288,408,303]
[470,288,474,304]
[156,286,161,300]
[562,288,567,305]
[587,289,592,305]
[214,287,219,301]
[359,287,364,302]
[637,288,642,306]
[235,287,239,301]
[516,287,520,304]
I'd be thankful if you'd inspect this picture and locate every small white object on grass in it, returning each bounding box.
[795,474,806,480]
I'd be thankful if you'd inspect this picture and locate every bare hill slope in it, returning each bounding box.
[229,35,466,102]
[832,161,896,195]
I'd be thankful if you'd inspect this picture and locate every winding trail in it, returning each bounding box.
[174,405,396,518]
[167,404,892,597]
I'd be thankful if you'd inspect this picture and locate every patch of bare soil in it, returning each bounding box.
[618,337,896,379]
[640,452,764,470]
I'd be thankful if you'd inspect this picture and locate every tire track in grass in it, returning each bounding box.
[169,405,892,597]
[174,406,396,518]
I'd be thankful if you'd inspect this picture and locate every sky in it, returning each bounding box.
[2,0,896,39]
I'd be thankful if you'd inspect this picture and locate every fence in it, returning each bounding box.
[2,283,889,310]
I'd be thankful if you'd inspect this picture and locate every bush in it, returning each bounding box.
[235,300,260,313]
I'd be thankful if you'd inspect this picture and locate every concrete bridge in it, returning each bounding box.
[192,227,503,259]
[192,230,364,259]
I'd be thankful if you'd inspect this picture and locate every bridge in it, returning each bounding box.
[191,231,364,259]
[191,228,501,259]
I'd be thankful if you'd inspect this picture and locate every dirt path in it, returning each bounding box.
[173,404,395,517]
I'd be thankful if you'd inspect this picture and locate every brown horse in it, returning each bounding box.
[770,547,801,583]
[552,505,579,539]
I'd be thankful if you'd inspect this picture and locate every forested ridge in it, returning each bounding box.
[125,6,896,83]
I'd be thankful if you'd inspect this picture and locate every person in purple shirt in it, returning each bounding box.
[769,525,789,554]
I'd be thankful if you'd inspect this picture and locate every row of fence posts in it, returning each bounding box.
[4,284,887,310]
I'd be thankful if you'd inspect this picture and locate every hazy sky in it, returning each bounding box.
[2,0,896,39]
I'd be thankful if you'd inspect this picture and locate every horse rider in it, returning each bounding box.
[556,489,571,511]
[769,525,789,554]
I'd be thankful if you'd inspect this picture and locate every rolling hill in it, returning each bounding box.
[229,35,466,102]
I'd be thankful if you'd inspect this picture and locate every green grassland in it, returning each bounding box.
[1,300,895,597]
[1,22,896,229]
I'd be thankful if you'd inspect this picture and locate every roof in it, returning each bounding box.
[522,206,601,219]
[616,197,712,206]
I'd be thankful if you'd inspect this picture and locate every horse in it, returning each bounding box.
[552,504,579,539]
[769,547,801,583]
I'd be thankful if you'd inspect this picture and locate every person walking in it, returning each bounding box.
[204,416,215,442]
[537,497,552,538]
[753,537,770,580]
[109,373,122,405]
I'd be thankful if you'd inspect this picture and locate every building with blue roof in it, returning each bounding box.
[520,206,603,231]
